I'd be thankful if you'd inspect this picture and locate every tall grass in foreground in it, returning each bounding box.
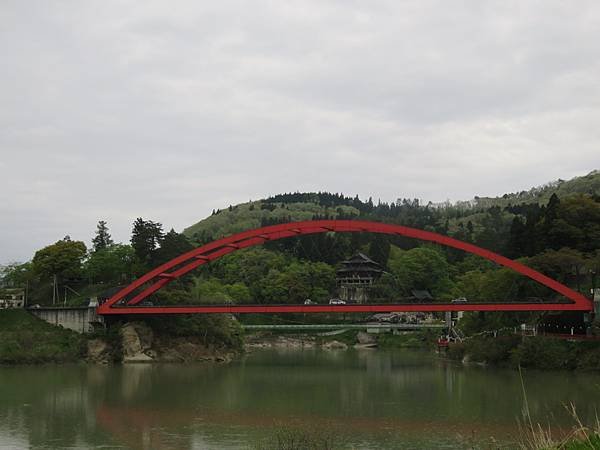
[518,367,600,449]
[253,427,339,450]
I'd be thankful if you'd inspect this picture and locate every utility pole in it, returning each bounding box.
[52,274,57,305]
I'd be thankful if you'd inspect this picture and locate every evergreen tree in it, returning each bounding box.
[153,229,194,266]
[92,220,113,252]
[131,218,164,263]
[369,235,391,268]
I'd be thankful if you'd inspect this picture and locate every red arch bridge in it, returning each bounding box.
[97,220,593,315]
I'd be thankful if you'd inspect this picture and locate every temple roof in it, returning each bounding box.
[336,252,384,275]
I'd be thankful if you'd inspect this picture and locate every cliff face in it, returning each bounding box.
[87,322,235,364]
[120,323,154,362]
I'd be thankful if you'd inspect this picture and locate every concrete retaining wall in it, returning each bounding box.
[28,306,103,334]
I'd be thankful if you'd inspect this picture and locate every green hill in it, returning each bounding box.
[183,170,600,243]
[465,169,600,210]
[183,200,360,244]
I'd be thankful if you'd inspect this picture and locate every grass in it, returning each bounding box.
[377,329,438,349]
[0,309,85,364]
[253,426,340,450]
[518,367,600,449]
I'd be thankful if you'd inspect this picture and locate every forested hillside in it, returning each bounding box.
[184,170,600,256]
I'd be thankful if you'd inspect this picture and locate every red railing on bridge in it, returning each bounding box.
[97,220,593,315]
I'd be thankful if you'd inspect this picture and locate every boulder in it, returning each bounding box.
[87,338,111,364]
[120,322,154,363]
[357,331,376,345]
[322,340,348,350]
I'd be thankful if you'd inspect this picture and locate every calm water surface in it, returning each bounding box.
[1,348,600,449]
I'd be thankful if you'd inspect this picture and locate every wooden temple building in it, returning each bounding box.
[336,253,384,303]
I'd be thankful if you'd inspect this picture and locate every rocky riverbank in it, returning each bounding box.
[244,330,380,352]
[88,322,237,364]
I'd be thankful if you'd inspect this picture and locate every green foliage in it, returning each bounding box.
[0,310,85,364]
[85,244,136,284]
[0,261,34,287]
[189,277,251,304]
[377,330,438,349]
[528,248,588,291]
[447,342,466,360]
[91,220,113,252]
[184,200,360,244]
[144,314,243,351]
[463,335,522,365]
[131,217,164,265]
[204,248,335,304]
[458,311,532,335]
[510,337,577,370]
[546,195,600,253]
[454,334,600,371]
[564,433,600,450]
[32,238,87,282]
[473,205,511,253]
[152,228,194,266]
[388,246,454,298]
[370,272,401,302]
[455,268,515,300]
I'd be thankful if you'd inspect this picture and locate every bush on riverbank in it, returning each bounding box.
[377,329,439,349]
[0,310,85,364]
[448,334,600,370]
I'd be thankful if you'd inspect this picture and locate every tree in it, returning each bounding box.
[369,234,391,268]
[0,262,34,288]
[92,220,113,252]
[85,244,136,284]
[32,238,87,282]
[388,246,453,298]
[131,218,164,264]
[152,229,194,266]
[529,247,587,292]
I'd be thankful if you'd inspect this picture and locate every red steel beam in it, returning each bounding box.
[99,303,589,315]
[97,220,593,315]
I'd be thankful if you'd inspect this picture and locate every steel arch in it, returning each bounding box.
[97,220,593,315]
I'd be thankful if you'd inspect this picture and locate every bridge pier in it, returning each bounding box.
[28,305,104,334]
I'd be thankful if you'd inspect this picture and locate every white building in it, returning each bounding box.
[0,288,25,309]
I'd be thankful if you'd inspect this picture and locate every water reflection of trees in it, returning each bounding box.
[1,352,600,448]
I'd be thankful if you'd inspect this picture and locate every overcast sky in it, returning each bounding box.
[1,1,599,263]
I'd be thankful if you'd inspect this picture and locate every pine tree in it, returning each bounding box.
[131,218,164,263]
[153,229,194,266]
[92,220,113,252]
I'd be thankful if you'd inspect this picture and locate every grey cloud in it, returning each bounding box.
[1,0,599,263]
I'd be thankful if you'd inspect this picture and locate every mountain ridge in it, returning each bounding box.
[183,170,600,243]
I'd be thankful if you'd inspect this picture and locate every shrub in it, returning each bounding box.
[510,337,576,370]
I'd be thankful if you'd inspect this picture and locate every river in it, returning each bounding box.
[1,348,599,449]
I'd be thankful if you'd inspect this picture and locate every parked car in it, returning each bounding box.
[329,298,346,305]
[304,299,315,305]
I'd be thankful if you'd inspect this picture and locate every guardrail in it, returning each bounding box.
[241,323,446,330]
